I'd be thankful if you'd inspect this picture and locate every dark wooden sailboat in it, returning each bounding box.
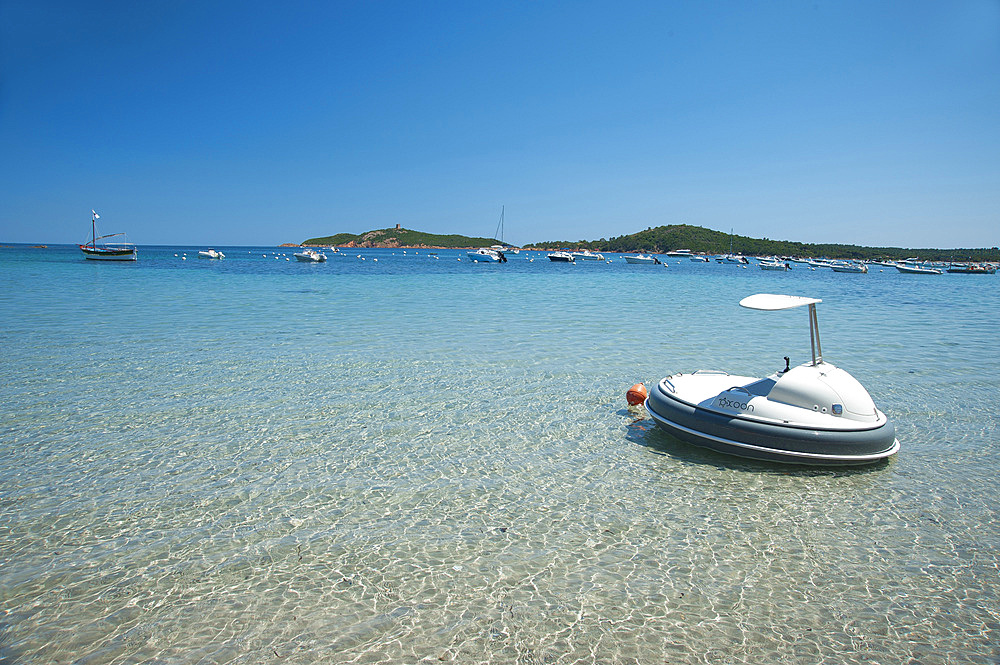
[79,210,136,261]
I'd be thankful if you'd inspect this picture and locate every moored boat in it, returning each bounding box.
[759,259,789,271]
[547,251,575,262]
[489,206,519,254]
[644,293,899,465]
[467,247,506,262]
[294,249,327,262]
[895,262,941,274]
[947,263,996,274]
[720,254,750,264]
[571,250,605,261]
[79,210,137,261]
[831,261,867,273]
[198,249,225,259]
[624,254,660,264]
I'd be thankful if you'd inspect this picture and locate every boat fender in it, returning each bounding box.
[626,383,648,406]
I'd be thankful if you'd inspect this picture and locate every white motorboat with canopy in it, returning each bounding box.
[467,247,506,262]
[644,294,899,465]
[895,262,941,275]
[624,254,661,264]
[294,249,327,262]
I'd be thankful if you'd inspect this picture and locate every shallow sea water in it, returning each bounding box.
[1,245,999,664]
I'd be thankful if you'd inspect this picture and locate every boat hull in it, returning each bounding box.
[645,379,898,465]
[80,245,137,261]
[947,266,996,274]
[895,264,941,274]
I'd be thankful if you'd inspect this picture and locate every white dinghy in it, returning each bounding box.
[645,294,899,465]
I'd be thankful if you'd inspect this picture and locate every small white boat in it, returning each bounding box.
[198,249,225,259]
[624,254,660,264]
[294,249,327,262]
[831,261,868,273]
[689,255,710,262]
[467,248,506,263]
[571,250,605,261]
[666,249,693,257]
[759,259,789,271]
[79,210,137,261]
[548,251,575,262]
[895,262,941,274]
[645,293,899,466]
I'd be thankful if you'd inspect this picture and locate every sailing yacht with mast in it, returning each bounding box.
[79,210,137,261]
[720,228,748,264]
[490,206,519,254]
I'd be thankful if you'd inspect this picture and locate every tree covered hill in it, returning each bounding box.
[301,223,999,261]
[303,227,498,249]
[529,224,999,262]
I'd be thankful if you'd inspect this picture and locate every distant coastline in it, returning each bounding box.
[293,224,1000,262]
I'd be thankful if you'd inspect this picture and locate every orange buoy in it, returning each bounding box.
[626,382,648,406]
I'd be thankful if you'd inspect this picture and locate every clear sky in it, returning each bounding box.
[2,0,998,248]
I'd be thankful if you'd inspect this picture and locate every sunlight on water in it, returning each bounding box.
[1,246,998,663]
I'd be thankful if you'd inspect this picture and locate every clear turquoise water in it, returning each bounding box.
[2,245,998,664]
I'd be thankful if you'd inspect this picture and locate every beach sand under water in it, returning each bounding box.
[2,245,998,663]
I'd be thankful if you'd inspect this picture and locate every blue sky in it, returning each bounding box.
[1,0,998,248]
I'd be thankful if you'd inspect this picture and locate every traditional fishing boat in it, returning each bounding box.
[644,293,899,465]
[79,210,137,261]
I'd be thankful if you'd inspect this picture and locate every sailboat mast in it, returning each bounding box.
[494,206,505,244]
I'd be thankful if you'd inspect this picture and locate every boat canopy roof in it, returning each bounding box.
[739,293,822,311]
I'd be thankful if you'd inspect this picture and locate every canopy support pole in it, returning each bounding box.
[808,303,822,365]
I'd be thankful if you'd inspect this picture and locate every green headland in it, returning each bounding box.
[302,223,1000,262]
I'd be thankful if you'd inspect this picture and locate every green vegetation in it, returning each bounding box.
[303,227,497,248]
[303,223,999,261]
[529,224,1000,262]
